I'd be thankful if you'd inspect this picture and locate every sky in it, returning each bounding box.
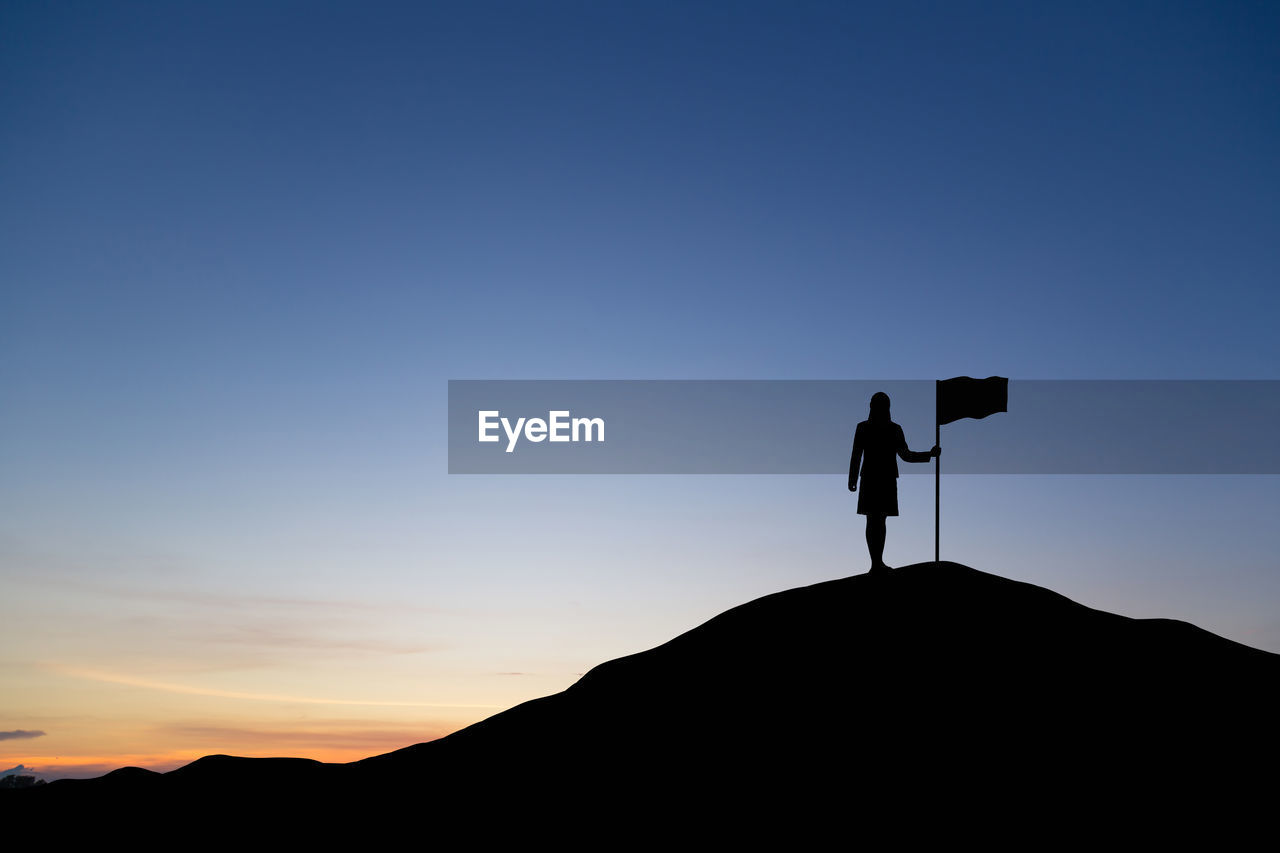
[2,1,1278,779]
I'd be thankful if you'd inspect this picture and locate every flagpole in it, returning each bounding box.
[935,380,940,567]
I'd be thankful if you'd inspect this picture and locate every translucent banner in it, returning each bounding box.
[447,380,1280,474]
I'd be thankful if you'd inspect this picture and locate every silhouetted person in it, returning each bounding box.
[849,392,940,574]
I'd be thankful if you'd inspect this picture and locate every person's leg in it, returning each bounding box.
[866,513,887,571]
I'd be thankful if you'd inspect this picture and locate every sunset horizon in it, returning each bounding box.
[4,2,1278,786]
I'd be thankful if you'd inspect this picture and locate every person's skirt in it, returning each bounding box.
[856,475,899,516]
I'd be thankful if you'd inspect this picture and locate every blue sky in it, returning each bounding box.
[2,1,1278,777]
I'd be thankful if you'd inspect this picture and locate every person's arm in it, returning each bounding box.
[896,425,939,463]
[848,424,863,491]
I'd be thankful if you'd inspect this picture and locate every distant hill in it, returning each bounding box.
[8,562,1277,839]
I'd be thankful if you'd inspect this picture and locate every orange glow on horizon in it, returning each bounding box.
[6,730,458,781]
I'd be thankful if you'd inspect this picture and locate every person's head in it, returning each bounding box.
[869,392,890,423]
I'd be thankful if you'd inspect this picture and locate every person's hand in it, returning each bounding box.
[931,445,941,458]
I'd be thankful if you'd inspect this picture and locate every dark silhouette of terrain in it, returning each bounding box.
[7,562,1277,839]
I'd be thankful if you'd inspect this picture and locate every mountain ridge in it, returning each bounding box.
[8,561,1277,836]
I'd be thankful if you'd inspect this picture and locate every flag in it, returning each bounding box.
[936,376,1008,425]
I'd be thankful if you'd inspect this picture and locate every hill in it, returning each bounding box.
[8,562,1278,838]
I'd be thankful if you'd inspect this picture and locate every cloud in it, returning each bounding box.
[0,730,46,742]
[157,723,452,752]
[50,665,504,708]
[196,623,431,655]
[8,567,444,616]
